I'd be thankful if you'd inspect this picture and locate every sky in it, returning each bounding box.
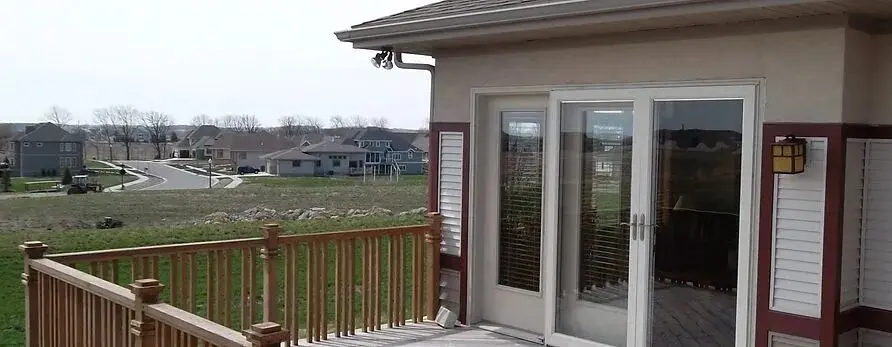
[0,0,436,129]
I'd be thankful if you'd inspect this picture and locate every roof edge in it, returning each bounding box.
[335,0,826,47]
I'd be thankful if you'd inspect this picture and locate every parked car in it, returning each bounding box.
[237,166,260,174]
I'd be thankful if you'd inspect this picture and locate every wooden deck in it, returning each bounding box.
[300,323,540,346]
[652,285,736,347]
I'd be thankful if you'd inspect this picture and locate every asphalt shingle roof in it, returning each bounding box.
[301,141,369,154]
[260,148,320,161]
[352,0,554,29]
[11,123,82,142]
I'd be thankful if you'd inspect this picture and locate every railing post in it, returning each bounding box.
[244,322,289,347]
[261,224,282,323]
[425,212,443,319]
[130,279,164,347]
[20,241,48,347]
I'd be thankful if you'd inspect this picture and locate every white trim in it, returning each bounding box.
[468,79,763,347]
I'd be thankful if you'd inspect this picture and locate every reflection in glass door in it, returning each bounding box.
[648,99,744,347]
[554,101,636,347]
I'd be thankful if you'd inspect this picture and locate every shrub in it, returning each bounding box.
[61,168,73,185]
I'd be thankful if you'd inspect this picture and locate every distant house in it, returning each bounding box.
[342,127,428,175]
[214,132,295,170]
[259,148,320,176]
[6,122,85,177]
[301,141,369,176]
[171,125,223,159]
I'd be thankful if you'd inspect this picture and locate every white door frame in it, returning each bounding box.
[467,79,763,347]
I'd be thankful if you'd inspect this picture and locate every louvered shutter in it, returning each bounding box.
[840,139,865,311]
[769,137,826,318]
[768,332,819,347]
[860,140,892,310]
[437,132,464,256]
[862,329,892,347]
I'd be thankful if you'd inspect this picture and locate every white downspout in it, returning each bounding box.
[393,53,434,130]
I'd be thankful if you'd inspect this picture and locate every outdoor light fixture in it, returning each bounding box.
[771,135,807,174]
[371,49,395,70]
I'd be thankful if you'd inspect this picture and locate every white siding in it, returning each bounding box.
[768,332,819,347]
[770,137,826,318]
[440,269,461,314]
[438,132,464,256]
[861,329,892,347]
[841,140,865,311]
[861,140,892,311]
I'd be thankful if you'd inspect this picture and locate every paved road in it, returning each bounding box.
[120,161,214,190]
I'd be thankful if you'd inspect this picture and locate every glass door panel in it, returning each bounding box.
[555,101,635,346]
[648,99,744,347]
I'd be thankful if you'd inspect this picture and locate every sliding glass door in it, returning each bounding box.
[543,85,756,347]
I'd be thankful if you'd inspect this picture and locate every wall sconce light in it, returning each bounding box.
[771,135,807,174]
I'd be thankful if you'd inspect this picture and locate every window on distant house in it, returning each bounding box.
[315,160,321,167]
[239,152,247,159]
[332,159,341,167]
[65,143,73,152]
[23,142,30,148]
[292,160,301,167]
[423,152,429,161]
[36,142,44,148]
[407,151,413,159]
[392,153,402,160]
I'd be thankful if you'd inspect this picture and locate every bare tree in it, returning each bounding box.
[219,115,238,129]
[371,117,390,128]
[347,115,368,128]
[234,114,261,133]
[43,105,73,125]
[419,117,429,131]
[191,113,216,126]
[0,123,14,147]
[141,111,172,159]
[109,105,139,160]
[305,116,324,132]
[92,108,118,160]
[329,115,346,128]
[278,115,299,137]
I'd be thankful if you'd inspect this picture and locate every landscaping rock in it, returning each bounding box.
[199,206,428,224]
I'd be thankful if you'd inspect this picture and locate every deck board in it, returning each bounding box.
[295,323,540,346]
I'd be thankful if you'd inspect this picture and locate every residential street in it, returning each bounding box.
[120,160,214,190]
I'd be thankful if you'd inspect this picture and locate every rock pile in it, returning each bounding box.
[200,206,427,224]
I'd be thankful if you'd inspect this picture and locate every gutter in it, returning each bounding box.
[335,0,827,44]
[393,53,435,136]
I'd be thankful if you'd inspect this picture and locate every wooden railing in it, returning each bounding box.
[23,213,444,346]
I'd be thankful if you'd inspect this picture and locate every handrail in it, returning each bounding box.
[28,258,135,309]
[277,224,428,244]
[146,303,248,347]
[47,237,265,263]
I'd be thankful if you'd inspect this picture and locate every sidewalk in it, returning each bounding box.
[93,160,153,192]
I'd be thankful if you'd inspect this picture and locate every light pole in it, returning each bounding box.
[0,158,9,193]
[109,143,114,161]
[119,165,126,190]
[208,158,213,189]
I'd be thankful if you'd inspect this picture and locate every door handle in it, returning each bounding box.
[622,214,638,241]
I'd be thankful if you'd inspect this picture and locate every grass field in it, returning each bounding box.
[0,175,429,345]
[8,173,137,193]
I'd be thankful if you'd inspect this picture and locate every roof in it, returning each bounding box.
[259,148,320,161]
[174,125,222,149]
[342,127,419,151]
[215,132,295,152]
[10,122,83,142]
[301,141,369,154]
[352,0,549,29]
[411,133,430,153]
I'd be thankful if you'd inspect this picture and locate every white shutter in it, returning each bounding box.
[768,332,819,347]
[438,132,464,256]
[840,140,865,311]
[860,140,892,310]
[439,269,461,313]
[838,328,859,347]
[769,137,826,318]
[862,329,892,347]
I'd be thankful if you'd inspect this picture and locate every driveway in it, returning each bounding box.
[120,161,213,190]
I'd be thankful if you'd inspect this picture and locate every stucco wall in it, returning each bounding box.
[871,34,892,125]
[432,27,847,124]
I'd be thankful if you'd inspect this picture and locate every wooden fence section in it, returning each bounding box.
[21,241,288,347]
[32,212,444,345]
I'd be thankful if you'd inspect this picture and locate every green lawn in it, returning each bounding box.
[243,175,427,187]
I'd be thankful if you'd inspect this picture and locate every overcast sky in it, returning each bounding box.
[0,0,436,128]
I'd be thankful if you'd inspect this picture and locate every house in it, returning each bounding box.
[259,148,320,176]
[213,132,295,170]
[300,141,369,176]
[6,122,84,177]
[171,125,222,159]
[342,127,428,175]
[337,1,892,347]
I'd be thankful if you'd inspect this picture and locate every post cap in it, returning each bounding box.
[19,241,49,259]
[243,322,289,345]
[130,278,165,304]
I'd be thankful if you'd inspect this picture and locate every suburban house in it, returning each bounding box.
[6,122,84,177]
[342,127,428,175]
[337,1,892,347]
[213,132,295,170]
[171,124,223,159]
[301,141,369,176]
[259,148,320,176]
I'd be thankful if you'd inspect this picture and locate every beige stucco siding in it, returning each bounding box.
[871,34,892,125]
[433,27,847,124]
[842,28,875,124]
